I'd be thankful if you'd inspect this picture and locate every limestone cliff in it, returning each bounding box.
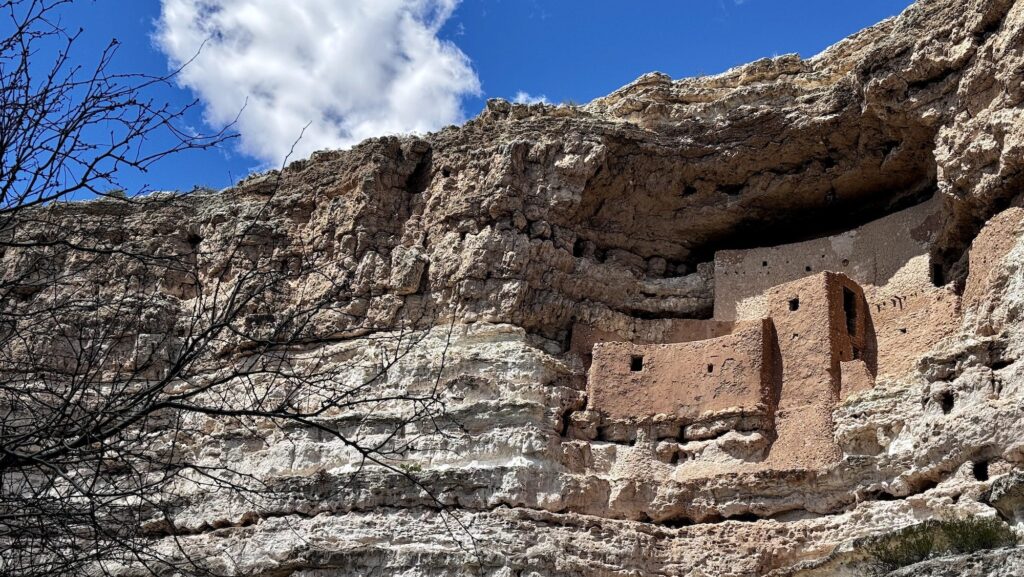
[15,0,1024,575]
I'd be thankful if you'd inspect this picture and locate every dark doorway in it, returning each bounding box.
[931,262,945,287]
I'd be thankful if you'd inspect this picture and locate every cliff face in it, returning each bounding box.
[16,0,1024,575]
[146,0,1023,343]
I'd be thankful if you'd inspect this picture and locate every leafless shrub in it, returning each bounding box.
[0,3,461,575]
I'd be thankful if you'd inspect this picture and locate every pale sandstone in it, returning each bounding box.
[11,0,1024,575]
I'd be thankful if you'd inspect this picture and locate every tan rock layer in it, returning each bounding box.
[8,0,1024,575]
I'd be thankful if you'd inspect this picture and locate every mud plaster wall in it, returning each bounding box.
[840,360,875,401]
[762,273,867,469]
[963,206,1024,319]
[586,273,873,472]
[871,287,960,380]
[715,196,942,321]
[587,321,770,422]
[570,319,735,369]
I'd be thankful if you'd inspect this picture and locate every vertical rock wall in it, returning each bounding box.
[11,0,1024,575]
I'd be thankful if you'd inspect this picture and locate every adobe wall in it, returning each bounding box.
[963,206,1024,315]
[582,272,876,472]
[587,320,772,423]
[765,273,870,393]
[762,273,868,469]
[569,318,735,369]
[715,196,942,321]
[848,204,1024,376]
[870,287,960,379]
[840,360,875,401]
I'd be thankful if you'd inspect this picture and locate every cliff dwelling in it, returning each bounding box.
[12,1,1024,574]
[569,196,963,476]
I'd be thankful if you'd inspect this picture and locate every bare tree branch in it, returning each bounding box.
[0,3,462,575]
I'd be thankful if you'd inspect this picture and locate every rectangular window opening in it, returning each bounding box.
[707,363,714,374]
[788,297,800,312]
[843,287,857,335]
[931,262,946,287]
[630,355,644,372]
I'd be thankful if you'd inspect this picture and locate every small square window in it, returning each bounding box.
[805,265,812,272]
[762,260,768,267]
[789,297,800,311]
[630,355,644,372]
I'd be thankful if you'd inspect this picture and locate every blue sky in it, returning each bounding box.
[38,0,914,194]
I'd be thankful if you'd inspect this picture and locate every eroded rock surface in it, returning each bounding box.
[12,0,1024,574]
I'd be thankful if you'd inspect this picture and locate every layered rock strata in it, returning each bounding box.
[10,0,1024,574]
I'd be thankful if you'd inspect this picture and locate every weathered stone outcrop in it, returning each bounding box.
[12,0,1024,575]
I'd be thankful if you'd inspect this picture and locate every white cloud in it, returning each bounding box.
[512,90,548,105]
[156,0,480,165]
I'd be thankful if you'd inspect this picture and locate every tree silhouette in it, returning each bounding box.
[0,3,455,575]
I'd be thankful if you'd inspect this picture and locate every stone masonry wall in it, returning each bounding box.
[26,0,1024,573]
[964,206,1024,324]
[569,318,736,369]
[715,196,942,321]
[761,272,868,469]
[585,273,874,474]
[871,287,961,379]
[587,320,772,423]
